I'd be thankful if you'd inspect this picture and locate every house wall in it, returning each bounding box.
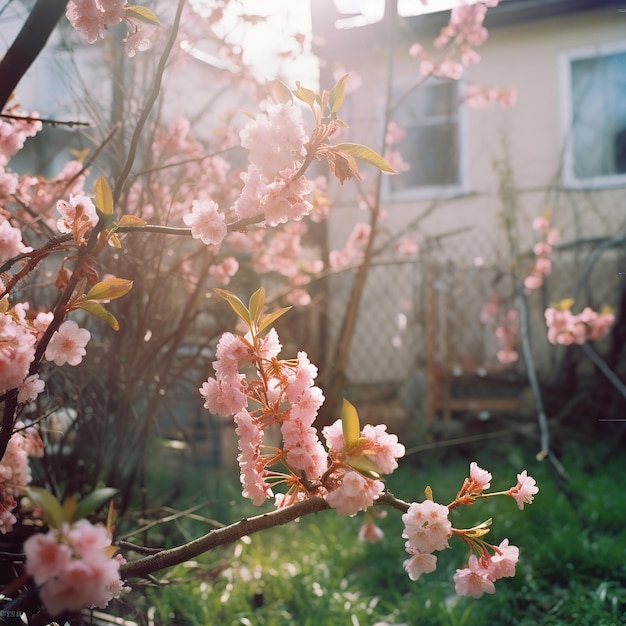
[321,5,626,393]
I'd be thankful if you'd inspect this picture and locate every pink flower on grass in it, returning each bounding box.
[183,199,227,246]
[453,555,496,598]
[402,500,452,553]
[45,320,91,366]
[508,470,538,509]
[358,517,384,543]
[403,545,438,581]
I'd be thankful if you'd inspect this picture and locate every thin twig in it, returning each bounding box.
[581,341,626,400]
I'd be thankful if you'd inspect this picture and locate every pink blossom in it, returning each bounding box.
[508,470,538,509]
[209,256,238,285]
[361,424,406,474]
[532,216,550,232]
[0,311,37,393]
[523,274,543,292]
[183,199,227,246]
[385,121,406,145]
[124,19,156,57]
[0,219,32,263]
[234,409,272,505]
[66,0,126,44]
[45,320,91,366]
[325,470,385,516]
[23,530,72,585]
[285,288,311,306]
[322,419,345,453]
[17,374,45,404]
[56,194,98,238]
[358,517,384,543]
[239,102,308,180]
[403,545,438,580]
[397,238,418,255]
[453,555,496,598]
[402,500,451,553]
[469,461,492,490]
[533,241,552,257]
[487,538,519,580]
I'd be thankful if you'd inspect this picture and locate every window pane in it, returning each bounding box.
[571,50,626,179]
[391,80,460,192]
[391,123,459,190]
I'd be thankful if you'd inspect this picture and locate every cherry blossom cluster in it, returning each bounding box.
[202,293,538,596]
[199,290,405,513]
[409,1,501,82]
[0,104,42,200]
[0,425,43,533]
[65,0,158,57]
[480,295,520,364]
[329,222,372,270]
[545,304,615,346]
[234,102,314,227]
[523,214,560,294]
[0,302,90,401]
[201,325,405,512]
[403,462,538,597]
[24,519,124,616]
[464,83,518,108]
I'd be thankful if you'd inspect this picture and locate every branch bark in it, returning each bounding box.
[119,491,412,580]
[0,0,69,111]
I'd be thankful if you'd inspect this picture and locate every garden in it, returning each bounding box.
[0,0,625,624]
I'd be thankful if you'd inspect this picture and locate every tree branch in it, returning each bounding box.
[0,0,69,111]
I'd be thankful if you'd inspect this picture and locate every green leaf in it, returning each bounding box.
[329,74,348,114]
[117,214,146,227]
[94,176,114,216]
[214,289,251,326]
[257,306,292,334]
[85,278,133,302]
[125,4,160,25]
[269,79,293,104]
[74,488,119,522]
[248,287,266,326]
[27,487,64,529]
[293,82,320,111]
[341,399,361,449]
[347,454,381,480]
[333,142,395,174]
[78,300,120,331]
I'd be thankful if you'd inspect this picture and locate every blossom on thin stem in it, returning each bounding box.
[508,470,538,509]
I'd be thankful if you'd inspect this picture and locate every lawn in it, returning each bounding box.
[118,435,626,625]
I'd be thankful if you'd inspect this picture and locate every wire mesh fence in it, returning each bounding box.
[322,227,626,431]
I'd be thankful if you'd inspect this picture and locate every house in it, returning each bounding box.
[311,0,626,428]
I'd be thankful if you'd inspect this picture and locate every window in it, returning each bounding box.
[562,43,626,187]
[386,79,465,200]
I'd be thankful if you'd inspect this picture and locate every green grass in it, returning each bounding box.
[118,439,626,626]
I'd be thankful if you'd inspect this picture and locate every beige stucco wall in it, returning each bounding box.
[322,5,625,386]
[327,6,626,246]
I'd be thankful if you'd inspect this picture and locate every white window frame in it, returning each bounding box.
[560,40,626,189]
[382,77,468,202]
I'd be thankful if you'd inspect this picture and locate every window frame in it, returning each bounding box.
[560,40,626,189]
[382,76,469,202]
